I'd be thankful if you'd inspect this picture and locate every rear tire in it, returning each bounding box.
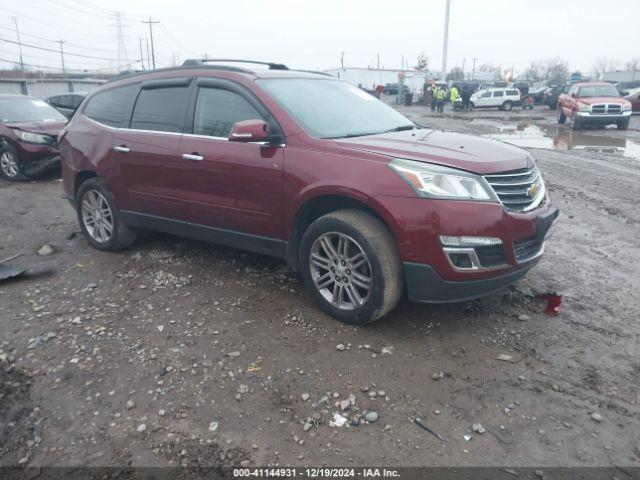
[557,107,566,124]
[617,118,630,130]
[76,177,136,251]
[299,209,403,325]
[0,144,28,181]
[502,101,512,111]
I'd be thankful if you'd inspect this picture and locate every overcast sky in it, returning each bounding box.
[0,0,638,75]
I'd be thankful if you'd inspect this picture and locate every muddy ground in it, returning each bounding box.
[1,104,639,472]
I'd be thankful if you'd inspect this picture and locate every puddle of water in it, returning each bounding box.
[481,123,640,160]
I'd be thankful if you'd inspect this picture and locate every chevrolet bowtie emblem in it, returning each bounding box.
[527,184,539,197]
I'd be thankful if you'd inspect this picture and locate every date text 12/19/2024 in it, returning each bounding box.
[233,468,401,478]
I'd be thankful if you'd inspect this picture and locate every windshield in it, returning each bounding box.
[0,97,67,123]
[578,85,620,98]
[258,78,414,138]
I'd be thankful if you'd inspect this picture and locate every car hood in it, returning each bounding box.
[335,129,533,174]
[6,120,67,137]
[576,97,625,105]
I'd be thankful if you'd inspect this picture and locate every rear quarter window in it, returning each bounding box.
[83,84,139,128]
[130,86,189,133]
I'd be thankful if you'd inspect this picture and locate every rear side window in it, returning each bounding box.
[493,91,504,97]
[130,86,189,132]
[193,87,263,138]
[506,89,519,96]
[83,84,139,127]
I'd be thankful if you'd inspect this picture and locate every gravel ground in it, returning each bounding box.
[1,104,639,470]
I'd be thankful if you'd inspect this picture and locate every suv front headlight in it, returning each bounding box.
[622,102,632,111]
[11,129,50,144]
[577,103,590,112]
[389,158,498,201]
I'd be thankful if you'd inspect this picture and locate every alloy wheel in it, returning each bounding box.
[81,190,114,243]
[0,150,20,178]
[309,232,372,311]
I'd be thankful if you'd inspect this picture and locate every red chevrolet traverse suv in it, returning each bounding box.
[60,59,558,325]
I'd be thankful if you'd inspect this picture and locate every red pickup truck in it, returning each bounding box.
[557,82,632,130]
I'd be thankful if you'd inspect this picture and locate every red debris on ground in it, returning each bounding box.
[538,293,562,315]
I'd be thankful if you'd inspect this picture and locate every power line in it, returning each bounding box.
[0,37,118,61]
[0,24,121,53]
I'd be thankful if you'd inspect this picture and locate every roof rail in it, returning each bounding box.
[182,59,289,70]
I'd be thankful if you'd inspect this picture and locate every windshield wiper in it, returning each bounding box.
[382,125,416,133]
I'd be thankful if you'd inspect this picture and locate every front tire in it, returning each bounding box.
[570,111,581,130]
[502,101,512,111]
[76,177,136,251]
[617,118,630,130]
[0,144,28,181]
[300,209,403,325]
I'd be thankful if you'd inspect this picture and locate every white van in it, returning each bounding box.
[470,88,521,110]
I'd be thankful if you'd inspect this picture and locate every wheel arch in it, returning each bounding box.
[74,170,99,197]
[286,190,399,273]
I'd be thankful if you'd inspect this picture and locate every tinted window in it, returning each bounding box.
[506,89,519,96]
[194,87,263,138]
[493,91,504,97]
[84,84,138,127]
[480,91,491,98]
[68,95,84,109]
[130,86,189,132]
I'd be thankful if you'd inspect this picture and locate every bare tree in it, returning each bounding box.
[446,67,464,81]
[592,57,620,78]
[524,61,544,82]
[625,57,640,72]
[543,58,568,83]
[414,52,429,72]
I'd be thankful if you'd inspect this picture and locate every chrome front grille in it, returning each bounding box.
[591,103,622,114]
[483,166,544,213]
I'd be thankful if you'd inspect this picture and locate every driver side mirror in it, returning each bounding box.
[228,119,269,142]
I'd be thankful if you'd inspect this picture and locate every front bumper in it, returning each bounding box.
[404,260,538,303]
[22,154,61,176]
[403,207,558,302]
[577,111,632,122]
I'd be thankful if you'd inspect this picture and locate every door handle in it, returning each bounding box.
[182,153,203,162]
[113,146,130,153]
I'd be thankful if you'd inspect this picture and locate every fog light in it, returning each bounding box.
[439,235,502,247]
[449,252,474,269]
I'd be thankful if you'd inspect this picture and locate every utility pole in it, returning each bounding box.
[441,0,451,81]
[471,57,477,81]
[142,17,160,69]
[340,51,345,69]
[12,17,24,72]
[145,39,151,69]
[139,38,145,69]
[377,53,380,70]
[462,58,466,79]
[58,40,66,75]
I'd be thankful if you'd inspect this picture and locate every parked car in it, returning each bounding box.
[0,94,67,181]
[470,88,522,110]
[383,83,410,95]
[59,59,558,325]
[624,87,640,113]
[543,84,567,109]
[45,92,86,118]
[617,81,640,96]
[557,82,633,129]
